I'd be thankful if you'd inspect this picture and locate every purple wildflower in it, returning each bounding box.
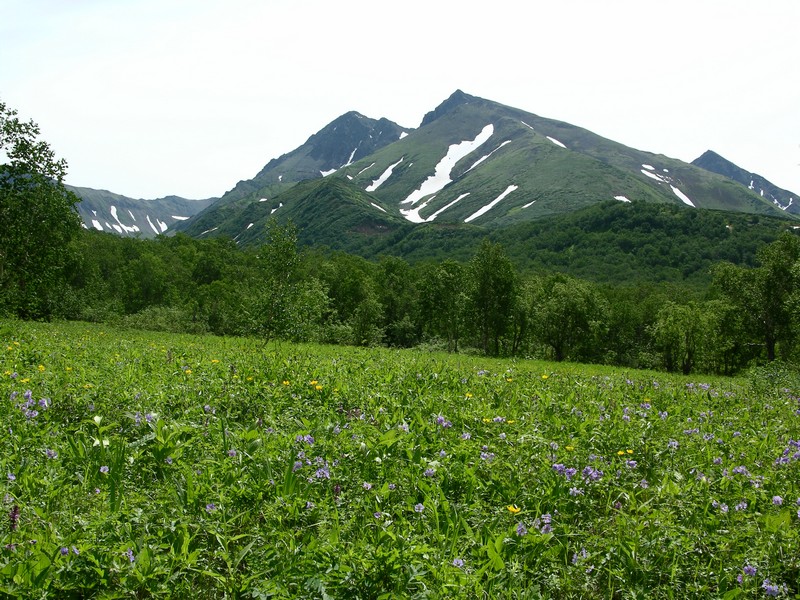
[761,580,781,597]
[362,482,372,491]
[515,522,527,536]
[772,495,783,506]
[452,557,464,568]
[205,503,216,512]
[99,466,109,474]
[743,565,757,577]
[414,503,424,513]
[125,548,135,563]
[424,468,436,477]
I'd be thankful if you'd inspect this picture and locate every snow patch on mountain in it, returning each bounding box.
[465,185,518,223]
[467,140,511,173]
[371,202,387,213]
[401,124,494,211]
[146,215,168,235]
[641,169,667,183]
[547,136,567,149]
[615,195,632,203]
[670,185,695,207]
[428,193,470,221]
[366,157,404,192]
[171,215,190,221]
[401,196,437,223]
[110,205,139,234]
[91,220,103,231]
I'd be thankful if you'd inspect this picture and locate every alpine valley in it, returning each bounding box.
[71,90,799,256]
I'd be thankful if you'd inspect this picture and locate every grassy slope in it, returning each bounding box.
[2,320,798,597]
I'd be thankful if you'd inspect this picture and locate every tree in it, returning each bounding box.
[418,260,468,352]
[650,301,705,374]
[468,240,516,355]
[528,274,609,362]
[0,101,82,318]
[254,219,302,340]
[713,232,800,361]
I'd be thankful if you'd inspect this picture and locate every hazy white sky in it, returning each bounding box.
[2,0,798,199]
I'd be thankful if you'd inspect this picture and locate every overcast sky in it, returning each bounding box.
[2,0,799,200]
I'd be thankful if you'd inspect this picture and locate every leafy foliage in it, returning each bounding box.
[0,101,82,318]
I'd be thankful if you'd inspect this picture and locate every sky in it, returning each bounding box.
[2,0,799,200]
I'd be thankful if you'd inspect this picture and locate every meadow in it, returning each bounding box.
[1,319,798,598]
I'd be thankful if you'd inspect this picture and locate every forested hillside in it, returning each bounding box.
[37,211,799,375]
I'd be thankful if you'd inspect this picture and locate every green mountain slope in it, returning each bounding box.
[195,177,407,250]
[339,90,787,226]
[178,111,411,234]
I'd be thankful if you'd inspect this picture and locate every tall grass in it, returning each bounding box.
[1,320,798,598]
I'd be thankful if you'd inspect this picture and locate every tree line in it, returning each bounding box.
[33,223,800,375]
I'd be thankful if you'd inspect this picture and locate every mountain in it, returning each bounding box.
[176,90,794,244]
[69,186,215,238]
[73,90,797,244]
[196,111,411,210]
[691,149,798,215]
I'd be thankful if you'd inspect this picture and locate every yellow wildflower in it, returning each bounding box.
[282,380,290,386]
[38,365,45,372]
[507,504,521,514]
[565,445,574,451]
[541,374,549,380]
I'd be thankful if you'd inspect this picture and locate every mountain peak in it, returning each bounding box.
[420,90,477,127]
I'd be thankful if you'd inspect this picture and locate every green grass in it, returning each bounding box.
[1,320,798,598]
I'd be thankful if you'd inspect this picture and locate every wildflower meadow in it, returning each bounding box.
[1,320,798,598]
